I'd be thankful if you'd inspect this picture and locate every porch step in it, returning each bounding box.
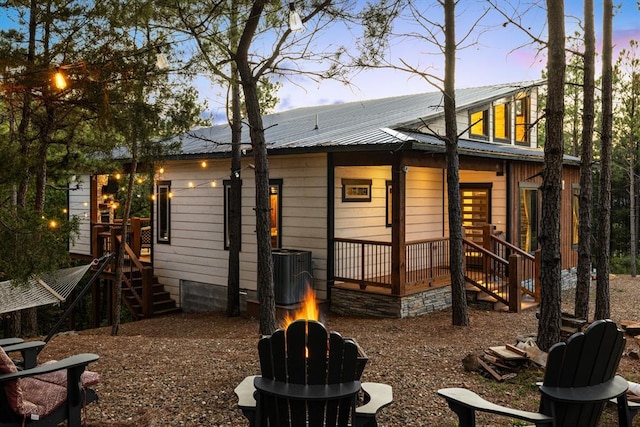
[465,284,538,312]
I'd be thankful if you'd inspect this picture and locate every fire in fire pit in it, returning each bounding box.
[281,285,318,329]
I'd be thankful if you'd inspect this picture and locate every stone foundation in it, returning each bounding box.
[330,286,452,318]
[331,268,577,319]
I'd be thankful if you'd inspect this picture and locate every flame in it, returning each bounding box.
[282,285,319,330]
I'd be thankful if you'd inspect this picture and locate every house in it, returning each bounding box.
[68,81,580,319]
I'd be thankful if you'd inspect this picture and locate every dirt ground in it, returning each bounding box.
[35,275,640,426]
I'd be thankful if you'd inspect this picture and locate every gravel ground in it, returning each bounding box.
[36,275,640,426]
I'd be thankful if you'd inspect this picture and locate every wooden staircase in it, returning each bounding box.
[121,270,179,319]
[462,225,541,313]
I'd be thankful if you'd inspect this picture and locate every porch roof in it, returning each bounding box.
[156,81,552,163]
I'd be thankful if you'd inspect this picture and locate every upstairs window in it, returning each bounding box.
[515,93,530,144]
[469,109,489,140]
[493,102,510,142]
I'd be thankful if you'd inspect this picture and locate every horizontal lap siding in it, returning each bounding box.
[406,168,445,240]
[154,154,329,303]
[69,177,92,256]
[335,166,392,242]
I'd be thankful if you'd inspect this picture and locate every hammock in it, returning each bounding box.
[0,263,94,315]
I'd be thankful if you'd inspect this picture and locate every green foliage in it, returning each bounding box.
[0,205,76,282]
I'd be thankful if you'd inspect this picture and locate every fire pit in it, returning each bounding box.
[234,287,392,426]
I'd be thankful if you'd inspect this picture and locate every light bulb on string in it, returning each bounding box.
[288,3,305,32]
[54,69,67,90]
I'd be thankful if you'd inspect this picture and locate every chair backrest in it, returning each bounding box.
[257,319,360,427]
[540,319,626,426]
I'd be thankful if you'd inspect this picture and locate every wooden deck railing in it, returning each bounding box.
[334,225,541,312]
[333,237,450,294]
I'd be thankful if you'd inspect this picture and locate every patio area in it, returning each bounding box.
[35,276,640,426]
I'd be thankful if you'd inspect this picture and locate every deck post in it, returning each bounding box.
[534,249,542,301]
[391,159,407,295]
[482,224,495,276]
[142,266,154,318]
[131,217,141,257]
[508,253,522,312]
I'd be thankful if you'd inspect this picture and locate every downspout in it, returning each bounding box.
[506,161,512,241]
[327,153,335,301]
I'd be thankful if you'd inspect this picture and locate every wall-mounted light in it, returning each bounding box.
[288,3,305,32]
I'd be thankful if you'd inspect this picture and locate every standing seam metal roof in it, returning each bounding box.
[165,81,547,158]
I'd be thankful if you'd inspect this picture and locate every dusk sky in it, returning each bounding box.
[1,1,639,122]
[265,1,640,113]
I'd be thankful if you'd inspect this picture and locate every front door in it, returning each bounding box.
[460,184,492,245]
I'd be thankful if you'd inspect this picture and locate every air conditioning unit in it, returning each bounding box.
[272,249,313,305]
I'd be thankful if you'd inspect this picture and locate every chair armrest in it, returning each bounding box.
[2,341,46,369]
[356,382,393,416]
[438,388,554,425]
[539,375,628,403]
[0,353,99,383]
[254,377,361,401]
[235,375,258,409]
[0,338,24,347]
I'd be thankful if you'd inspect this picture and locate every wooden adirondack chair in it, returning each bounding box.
[236,319,392,427]
[438,319,632,426]
[0,345,99,427]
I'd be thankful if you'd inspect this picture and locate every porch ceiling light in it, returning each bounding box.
[288,2,305,32]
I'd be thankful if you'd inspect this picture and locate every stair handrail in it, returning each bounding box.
[462,238,511,306]
[489,233,535,262]
[488,233,539,300]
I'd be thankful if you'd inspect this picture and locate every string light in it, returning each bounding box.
[53,69,67,89]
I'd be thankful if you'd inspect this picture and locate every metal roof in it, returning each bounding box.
[160,80,551,161]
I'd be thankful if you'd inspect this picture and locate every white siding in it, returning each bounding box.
[154,154,329,303]
[69,176,92,256]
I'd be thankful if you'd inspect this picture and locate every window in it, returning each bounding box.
[493,102,510,141]
[156,181,171,243]
[223,180,242,250]
[519,184,539,253]
[572,185,580,247]
[469,108,489,139]
[515,93,530,144]
[270,179,282,248]
[386,180,392,227]
[460,184,492,245]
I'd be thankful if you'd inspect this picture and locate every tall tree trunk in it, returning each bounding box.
[575,0,596,319]
[227,65,242,317]
[236,0,277,335]
[631,147,637,277]
[595,0,613,320]
[443,0,468,326]
[537,0,565,351]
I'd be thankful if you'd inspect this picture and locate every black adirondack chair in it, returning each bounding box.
[0,345,99,427]
[240,319,391,427]
[438,319,632,426]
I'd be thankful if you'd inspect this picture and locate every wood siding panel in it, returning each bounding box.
[68,177,92,256]
[153,154,329,303]
[509,161,579,269]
